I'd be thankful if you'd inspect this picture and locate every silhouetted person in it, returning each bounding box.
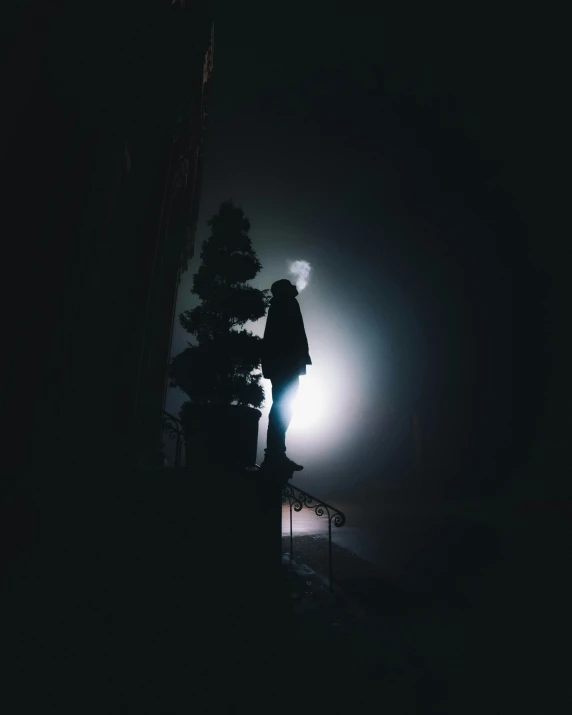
[261,279,312,471]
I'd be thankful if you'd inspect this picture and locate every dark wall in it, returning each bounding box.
[1,1,212,481]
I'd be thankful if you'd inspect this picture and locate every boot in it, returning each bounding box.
[261,450,303,472]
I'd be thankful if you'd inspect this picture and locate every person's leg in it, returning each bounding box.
[266,375,299,458]
[280,376,299,437]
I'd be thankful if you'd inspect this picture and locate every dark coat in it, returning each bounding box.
[261,296,312,380]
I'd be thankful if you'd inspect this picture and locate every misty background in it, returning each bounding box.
[166,7,560,503]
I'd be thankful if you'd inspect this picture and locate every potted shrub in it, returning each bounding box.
[169,201,269,470]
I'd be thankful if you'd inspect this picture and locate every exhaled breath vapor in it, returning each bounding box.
[288,260,311,291]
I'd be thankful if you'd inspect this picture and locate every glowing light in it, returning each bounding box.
[288,260,311,291]
[289,372,327,431]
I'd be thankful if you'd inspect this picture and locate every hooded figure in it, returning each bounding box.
[261,279,312,471]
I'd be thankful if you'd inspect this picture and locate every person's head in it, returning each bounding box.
[271,279,298,299]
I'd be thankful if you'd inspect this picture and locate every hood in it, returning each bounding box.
[270,279,298,300]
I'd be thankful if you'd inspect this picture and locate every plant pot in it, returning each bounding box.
[181,404,262,470]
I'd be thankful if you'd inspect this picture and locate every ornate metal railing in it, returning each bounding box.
[161,410,185,467]
[281,483,346,592]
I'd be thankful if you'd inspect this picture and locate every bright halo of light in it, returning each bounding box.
[289,372,327,432]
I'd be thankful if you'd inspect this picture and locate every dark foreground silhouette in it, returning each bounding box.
[262,279,311,471]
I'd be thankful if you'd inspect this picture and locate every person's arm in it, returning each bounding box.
[293,301,311,366]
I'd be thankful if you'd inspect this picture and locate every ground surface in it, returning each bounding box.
[2,483,571,713]
[282,501,572,715]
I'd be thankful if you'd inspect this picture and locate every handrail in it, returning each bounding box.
[281,483,346,592]
[161,410,184,467]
